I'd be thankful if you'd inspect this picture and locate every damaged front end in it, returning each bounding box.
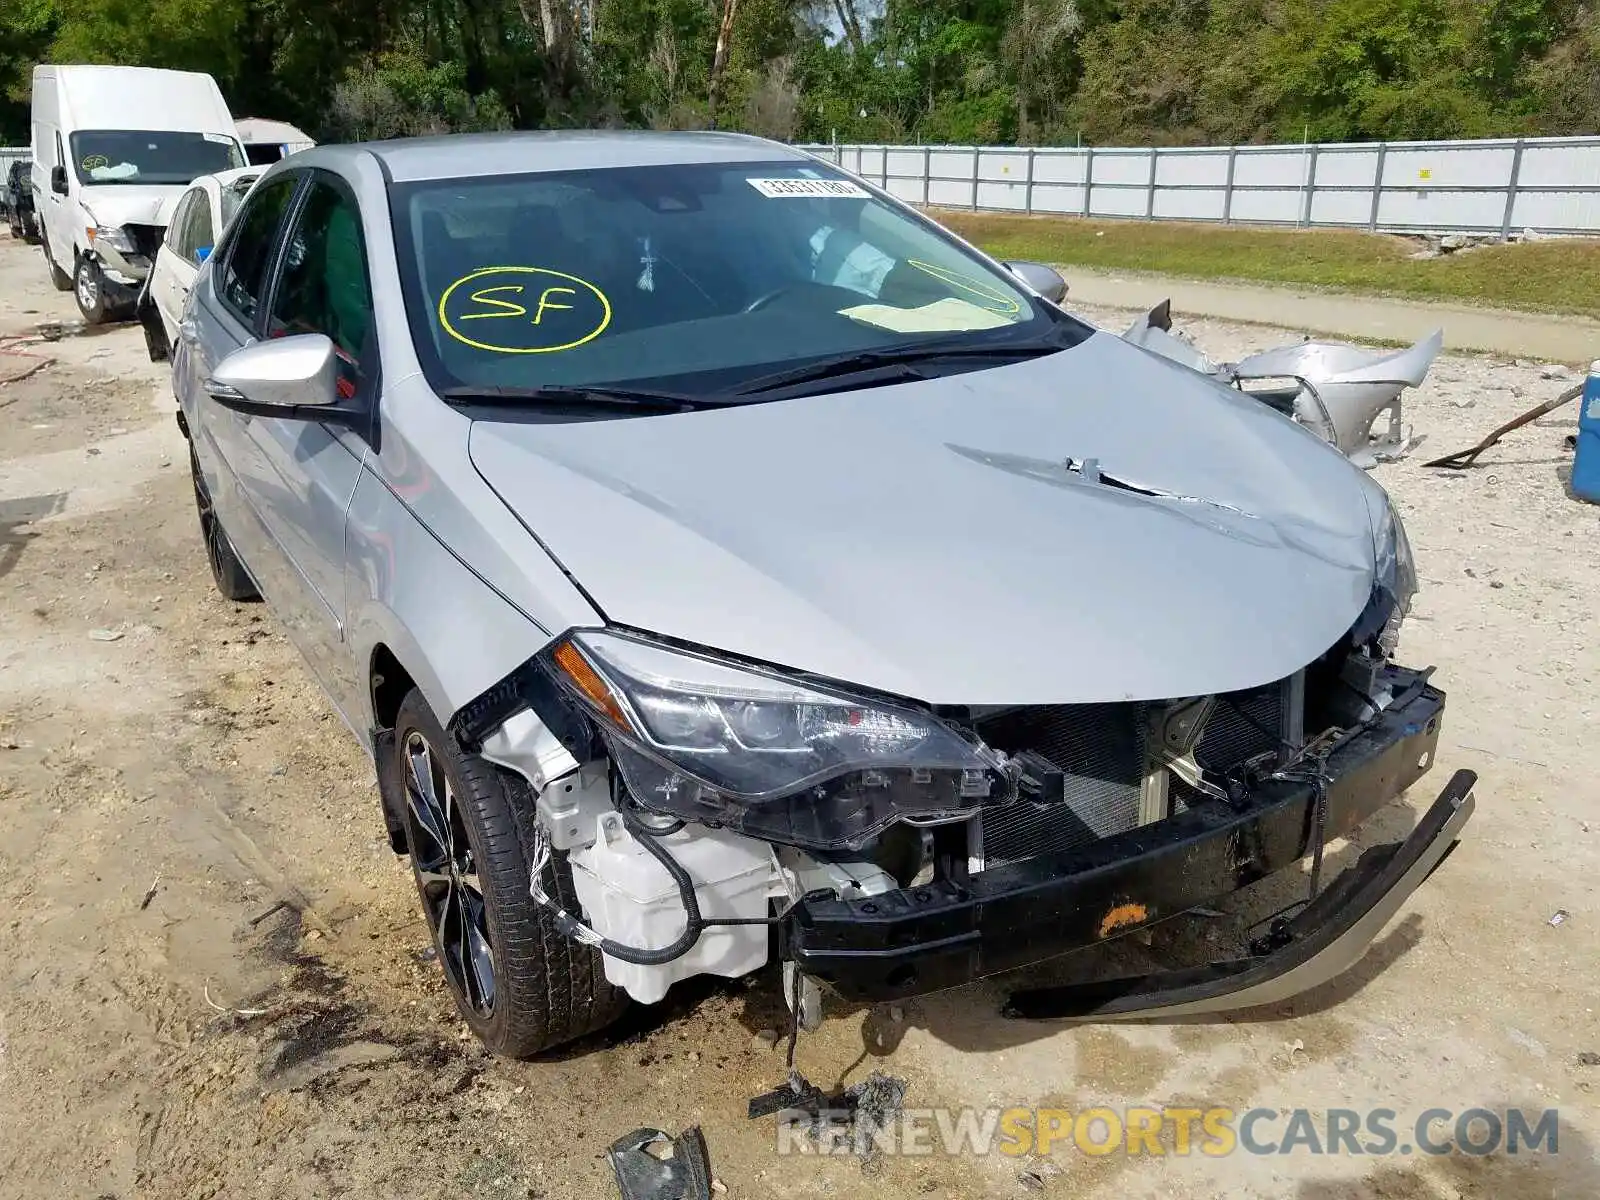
[450,591,1467,1022]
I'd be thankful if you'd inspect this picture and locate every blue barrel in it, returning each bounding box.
[1576,361,1600,503]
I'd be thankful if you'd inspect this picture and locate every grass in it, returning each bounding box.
[936,210,1600,320]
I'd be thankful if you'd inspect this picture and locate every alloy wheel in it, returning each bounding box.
[76,263,98,312]
[402,730,497,1016]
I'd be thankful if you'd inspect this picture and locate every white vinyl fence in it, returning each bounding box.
[800,136,1600,238]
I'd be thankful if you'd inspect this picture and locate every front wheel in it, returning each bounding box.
[75,257,111,324]
[393,690,628,1056]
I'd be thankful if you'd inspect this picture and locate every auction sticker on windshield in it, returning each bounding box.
[438,266,612,354]
[747,178,868,199]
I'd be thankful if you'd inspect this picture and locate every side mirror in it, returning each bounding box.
[50,165,68,195]
[205,334,342,416]
[1006,261,1068,304]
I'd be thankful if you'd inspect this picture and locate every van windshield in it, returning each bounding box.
[69,131,244,186]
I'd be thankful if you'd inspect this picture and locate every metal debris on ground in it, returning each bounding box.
[605,1126,713,1200]
[1548,909,1569,927]
[747,1069,826,1120]
[1121,300,1442,468]
[1423,382,1583,469]
[88,628,125,642]
[780,1071,909,1169]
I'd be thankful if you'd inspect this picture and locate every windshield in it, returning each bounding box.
[391,160,1088,399]
[69,131,245,186]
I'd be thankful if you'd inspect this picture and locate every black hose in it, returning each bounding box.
[545,803,780,966]
[545,804,706,965]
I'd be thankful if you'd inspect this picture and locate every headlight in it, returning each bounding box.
[542,630,1004,849]
[90,225,137,254]
[1354,503,1417,656]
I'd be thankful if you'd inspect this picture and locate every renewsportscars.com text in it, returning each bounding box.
[777,1105,1562,1159]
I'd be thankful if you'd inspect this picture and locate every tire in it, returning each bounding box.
[74,256,110,324]
[189,447,259,601]
[392,689,629,1057]
[42,235,72,291]
[21,213,39,245]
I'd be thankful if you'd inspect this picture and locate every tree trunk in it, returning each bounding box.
[831,0,864,52]
[708,0,741,124]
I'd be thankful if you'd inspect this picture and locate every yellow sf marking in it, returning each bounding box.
[532,286,576,325]
[459,284,528,320]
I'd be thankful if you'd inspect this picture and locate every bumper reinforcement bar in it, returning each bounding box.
[1004,767,1475,1020]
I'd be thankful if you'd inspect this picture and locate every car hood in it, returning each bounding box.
[468,331,1386,706]
[81,184,184,228]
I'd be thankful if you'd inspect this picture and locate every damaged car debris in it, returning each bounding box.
[1123,299,1443,468]
[166,130,1472,1060]
[607,1126,714,1200]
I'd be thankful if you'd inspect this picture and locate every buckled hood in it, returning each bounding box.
[81,184,184,230]
[468,331,1385,706]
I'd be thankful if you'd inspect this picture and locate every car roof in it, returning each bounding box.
[294,130,812,184]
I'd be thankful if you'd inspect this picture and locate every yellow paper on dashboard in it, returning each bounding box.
[839,297,1014,334]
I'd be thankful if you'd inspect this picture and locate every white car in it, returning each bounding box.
[144,166,261,350]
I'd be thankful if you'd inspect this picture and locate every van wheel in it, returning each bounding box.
[392,690,629,1057]
[75,258,110,324]
[42,236,72,291]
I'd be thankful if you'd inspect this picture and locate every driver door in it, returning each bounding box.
[206,173,374,716]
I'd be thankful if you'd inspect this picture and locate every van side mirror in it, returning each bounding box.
[50,166,68,195]
[1005,261,1068,304]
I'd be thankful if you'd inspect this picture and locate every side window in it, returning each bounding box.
[267,178,373,399]
[219,175,297,326]
[189,199,216,264]
[165,191,197,251]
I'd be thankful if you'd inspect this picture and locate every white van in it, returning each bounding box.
[31,65,246,323]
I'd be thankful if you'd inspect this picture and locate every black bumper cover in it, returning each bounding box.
[781,680,1462,1007]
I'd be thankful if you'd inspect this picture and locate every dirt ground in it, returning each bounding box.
[1,230,1595,1200]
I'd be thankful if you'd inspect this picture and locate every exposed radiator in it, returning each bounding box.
[976,677,1301,869]
[975,702,1148,868]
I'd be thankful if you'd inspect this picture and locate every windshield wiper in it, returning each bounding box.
[733,337,1070,397]
[438,384,727,413]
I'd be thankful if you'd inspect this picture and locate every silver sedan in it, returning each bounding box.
[170,131,1469,1057]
